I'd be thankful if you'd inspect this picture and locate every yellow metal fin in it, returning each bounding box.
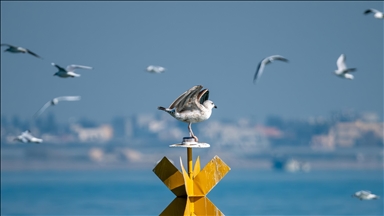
[160,197,187,216]
[193,156,201,177]
[194,155,231,195]
[153,156,186,197]
[191,196,224,216]
[180,157,193,196]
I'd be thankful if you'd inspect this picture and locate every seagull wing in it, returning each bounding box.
[52,63,67,71]
[168,85,202,109]
[197,89,209,104]
[177,85,204,112]
[365,9,380,14]
[26,49,43,59]
[253,58,267,83]
[55,96,81,102]
[34,101,53,118]
[270,55,289,63]
[23,132,35,141]
[336,54,347,71]
[1,43,14,48]
[66,64,93,71]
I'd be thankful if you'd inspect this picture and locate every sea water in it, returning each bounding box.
[1,169,383,215]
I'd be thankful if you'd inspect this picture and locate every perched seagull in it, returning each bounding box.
[352,190,380,200]
[334,54,356,80]
[34,96,81,118]
[14,130,43,143]
[52,63,93,78]
[146,65,166,73]
[364,8,384,19]
[1,43,43,59]
[158,85,217,142]
[253,55,288,84]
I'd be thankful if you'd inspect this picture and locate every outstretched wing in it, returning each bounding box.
[177,85,204,112]
[364,9,380,15]
[55,96,81,102]
[66,64,93,71]
[51,63,67,71]
[168,85,202,109]
[270,55,289,63]
[254,60,266,83]
[197,89,209,104]
[34,101,53,118]
[361,190,371,195]
[26,49,43,59]
[1,43,14,48]
[336,54,347,71]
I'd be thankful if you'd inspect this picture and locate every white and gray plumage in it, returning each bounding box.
[146,65,166,73]
[253,55,288,84]
[1,43,43,59]
[364,8,384,19]
[352,190,380,200]
[14,130,43,143]
[334,54,356,80]
[52,63,93,78]
[158,85,217,142]
[34,96,81,118]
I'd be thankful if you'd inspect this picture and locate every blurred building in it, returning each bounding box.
[311,120,383,149]
[71,124,113,143]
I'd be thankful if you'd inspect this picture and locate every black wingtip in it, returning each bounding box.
[158,106,166,111]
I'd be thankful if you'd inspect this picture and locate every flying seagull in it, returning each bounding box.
[334,54,356,80]
[253,55,288,84]
[52,63,93,78]
[352,190,380,200]
[158,85,217,142]
[364,8,384,19]
[34,96,81,118]
[146,65,166,73]
[14,130,43,143]
[1,43,43,59]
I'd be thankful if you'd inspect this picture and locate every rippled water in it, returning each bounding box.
[1,169,383,215]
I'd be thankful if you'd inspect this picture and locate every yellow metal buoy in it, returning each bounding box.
[153,137,231,215]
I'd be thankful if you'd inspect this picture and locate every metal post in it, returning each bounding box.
[187,147,194,215]
[187,147,193,178]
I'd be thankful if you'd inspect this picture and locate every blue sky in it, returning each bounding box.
[1,1,383,124]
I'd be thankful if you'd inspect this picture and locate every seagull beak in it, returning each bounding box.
[214,105,217,109]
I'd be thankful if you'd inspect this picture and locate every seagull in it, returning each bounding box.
[52,63,93,78]
[334,54,356,80]
[364,8,384,19]
[158,85,217,142]
[1,43,43,59]
[34,96,81,118]
[352,190,380,200]
[253,55,288,84]
[146,65,166,73]
[14,130,43,143]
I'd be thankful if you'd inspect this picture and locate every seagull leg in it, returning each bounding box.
[188,122,198,142]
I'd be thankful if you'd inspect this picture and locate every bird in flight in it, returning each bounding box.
[146,65,166,73]
[52,63,93,78]
[364,8,384,19]
[253,55,288,84]
[352,190,380,200]
[1,43,43,59]
[14,130,43,143]
[334,54,356,80]
[34,96,81,118]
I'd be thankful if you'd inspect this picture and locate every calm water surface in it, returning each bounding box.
[1,169,383,215]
